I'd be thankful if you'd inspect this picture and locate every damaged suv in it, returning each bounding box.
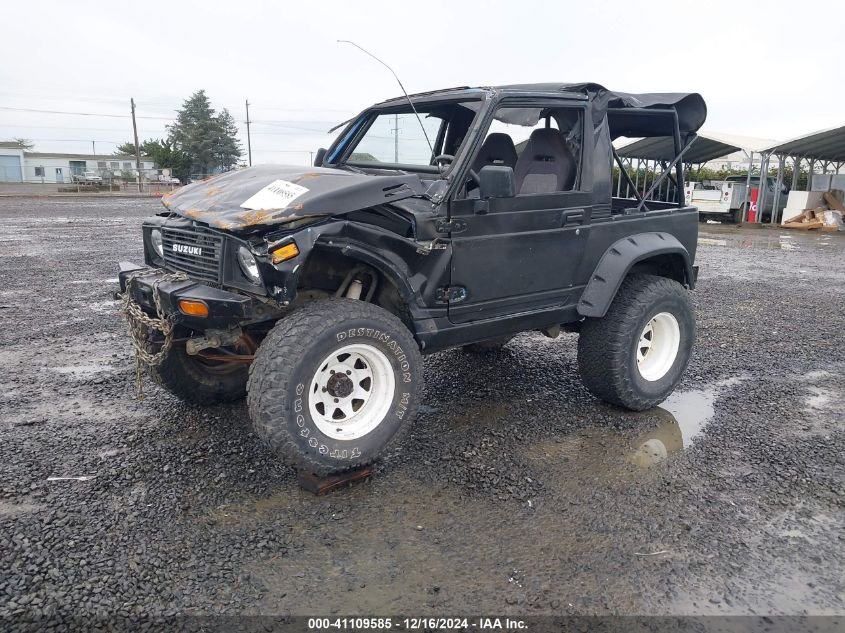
[120,83,705,475]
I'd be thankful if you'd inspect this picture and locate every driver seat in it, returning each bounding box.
[472,133,518,173]
[513,129,576,194]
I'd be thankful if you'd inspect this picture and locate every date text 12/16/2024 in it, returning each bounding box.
[308,618,528,630]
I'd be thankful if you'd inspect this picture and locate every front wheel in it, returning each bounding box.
[149,326,251,405]
[247,299,423,475]
[577,274,695,411]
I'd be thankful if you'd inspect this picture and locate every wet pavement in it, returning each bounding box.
[0,198,843,623]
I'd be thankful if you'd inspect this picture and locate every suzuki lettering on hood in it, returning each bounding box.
[173,243,202,256]
[240,179,309,211]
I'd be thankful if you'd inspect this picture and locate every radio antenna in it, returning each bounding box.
[337,40,435,163]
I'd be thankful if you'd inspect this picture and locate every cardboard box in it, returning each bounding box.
[823,191,845,214]
[782,191,828,224]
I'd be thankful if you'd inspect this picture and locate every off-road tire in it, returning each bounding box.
[150,334,248,405]
[577,274,694,411]
[462,336,514,354]
[247,299,423,476]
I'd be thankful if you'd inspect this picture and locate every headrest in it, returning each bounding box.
[524,128,569,161]
[476,133,517,167]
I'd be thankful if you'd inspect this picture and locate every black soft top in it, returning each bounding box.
[377,82,707,139]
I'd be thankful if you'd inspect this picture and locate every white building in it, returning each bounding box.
[0,143,156,183]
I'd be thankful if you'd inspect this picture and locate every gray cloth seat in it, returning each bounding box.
[472,133,518,173]
[513,128,576,194]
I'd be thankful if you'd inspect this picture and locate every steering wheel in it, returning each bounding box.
[433,154,454,166]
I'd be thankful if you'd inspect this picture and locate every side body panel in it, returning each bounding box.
[577,230,694,318]
[446,192,591,323]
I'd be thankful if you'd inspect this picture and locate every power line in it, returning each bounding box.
[12,138,124,143]
[0,124,169,132]
[0,106,171,120]
[251,149,314,153]
[1,106,344,130]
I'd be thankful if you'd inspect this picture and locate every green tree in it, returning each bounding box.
[5,138,34,149]
[114,138,192,182]
[167,90,241,176]
[141,139,192,182]
[114,141,137,155]
[214,109,242,171]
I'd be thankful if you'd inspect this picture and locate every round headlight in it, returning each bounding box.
[150,228,164,258]
[237,245,260,283]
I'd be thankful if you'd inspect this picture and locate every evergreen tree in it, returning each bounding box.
[114,141,137,155]
[167,90,241,176]
[114,139,192,182]
[214,109,242,171]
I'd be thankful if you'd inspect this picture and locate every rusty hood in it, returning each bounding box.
[161,164,427,230]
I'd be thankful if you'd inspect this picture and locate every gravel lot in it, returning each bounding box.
[0,198,843,626]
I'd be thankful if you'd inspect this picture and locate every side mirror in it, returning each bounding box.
[478,165,515,199]
[314,148,327,167]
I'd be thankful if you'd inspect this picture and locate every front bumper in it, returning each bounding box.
[118,261,277,329]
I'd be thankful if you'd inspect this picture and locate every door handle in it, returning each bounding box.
[563,210,584,225]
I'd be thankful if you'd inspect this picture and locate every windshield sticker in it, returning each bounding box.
[240,179,309,210]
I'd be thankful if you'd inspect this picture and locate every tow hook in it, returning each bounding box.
[185,328,244,355]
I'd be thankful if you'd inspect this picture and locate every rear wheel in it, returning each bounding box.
[247,299,423,475]
[577,274,695,411]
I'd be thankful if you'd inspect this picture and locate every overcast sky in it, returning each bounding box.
[1,0,841,165]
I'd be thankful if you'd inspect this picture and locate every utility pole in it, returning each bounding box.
[392,114,399,163]
[92,141,96,156]
[131,98,142,193]
[245,99,253,167]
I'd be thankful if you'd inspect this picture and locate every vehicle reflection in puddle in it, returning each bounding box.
[528,378,745,478]
[658,387,715,449]
[631,377,744,466]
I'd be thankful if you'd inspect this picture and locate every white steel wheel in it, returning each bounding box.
[636,312,681,382]
[307,343,396,441]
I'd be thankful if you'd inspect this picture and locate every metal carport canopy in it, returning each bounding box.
[763,125,845,162]
[615,131,774,164]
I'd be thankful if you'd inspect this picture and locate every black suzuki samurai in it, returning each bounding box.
[120,83,705,475]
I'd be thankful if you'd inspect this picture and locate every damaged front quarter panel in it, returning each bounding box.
[163,164,427,230]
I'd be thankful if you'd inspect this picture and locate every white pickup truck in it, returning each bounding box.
[685,176,788,223]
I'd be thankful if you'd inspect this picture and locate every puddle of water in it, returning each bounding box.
[655,376,745,449]
[88,300,119,314]
[51,363,111,376]
[805,387,831,409]
[0,501,42,519]
[69,278,119,285]
[526,377,746,480]
[698,235,799,251]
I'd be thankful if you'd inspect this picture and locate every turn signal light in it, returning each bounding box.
[270,241,299,264]
[178,300,209,317]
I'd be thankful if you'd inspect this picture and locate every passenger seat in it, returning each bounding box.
[513,129,576,194]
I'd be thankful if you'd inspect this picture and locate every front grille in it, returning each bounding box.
[161,225,224,283]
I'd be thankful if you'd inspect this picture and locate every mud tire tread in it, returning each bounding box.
[247,299,422,475]
[577,274,694,411]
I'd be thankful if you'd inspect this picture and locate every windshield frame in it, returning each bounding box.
[323,95,487,177]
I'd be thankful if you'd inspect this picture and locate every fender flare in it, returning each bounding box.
[305,238,424,317]
[577,232,693,318]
